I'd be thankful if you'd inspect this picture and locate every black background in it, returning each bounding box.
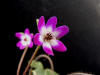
[6,0,100,75]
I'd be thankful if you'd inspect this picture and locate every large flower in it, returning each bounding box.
[34,16,69,56]
[15,28,34,50]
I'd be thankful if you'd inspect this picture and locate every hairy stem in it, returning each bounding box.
[23,46,40,75]
[17,46,28,75]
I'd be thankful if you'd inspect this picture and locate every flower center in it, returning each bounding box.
[44,33,53,41]
[24,38,27,41]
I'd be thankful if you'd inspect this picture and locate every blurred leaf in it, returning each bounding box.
[31,60,44,69]
[30,60,59,75]
[44,69,59,75]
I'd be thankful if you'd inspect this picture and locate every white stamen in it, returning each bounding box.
[41,26,57,45]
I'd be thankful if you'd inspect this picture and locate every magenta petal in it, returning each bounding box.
[34,33,43,45]
[43,42,54,56]
[15,32,22,39]
[38,16,45,32]
[16,42,25,50]
[28,41,33,48]
[46,16,57,31]
[54,25,69,39]
[16,41,22,47]
[52,40,67,52]
[25,28,30,34]
[19,45,26,50]
[30,33,34,39]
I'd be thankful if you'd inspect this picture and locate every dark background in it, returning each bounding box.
[6,0,100,75]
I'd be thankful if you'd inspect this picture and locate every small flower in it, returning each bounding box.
[15,28,34,50]
[34,16,69,56]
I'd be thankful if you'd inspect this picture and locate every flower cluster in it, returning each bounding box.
[15,16,69,56]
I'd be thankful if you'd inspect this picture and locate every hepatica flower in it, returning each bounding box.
[15,28,33,50]
[34,16,69,56]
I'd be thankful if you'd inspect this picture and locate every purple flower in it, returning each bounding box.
[34,16,69,56]
[15,28,34,50]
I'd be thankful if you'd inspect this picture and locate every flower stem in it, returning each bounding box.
[35,54,54,71]
[17,46,28,75]
[23,46,40,75]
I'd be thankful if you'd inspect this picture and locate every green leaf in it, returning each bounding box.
[30,60,44,69]
[30,60,60,75]
[44,69,59,75]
